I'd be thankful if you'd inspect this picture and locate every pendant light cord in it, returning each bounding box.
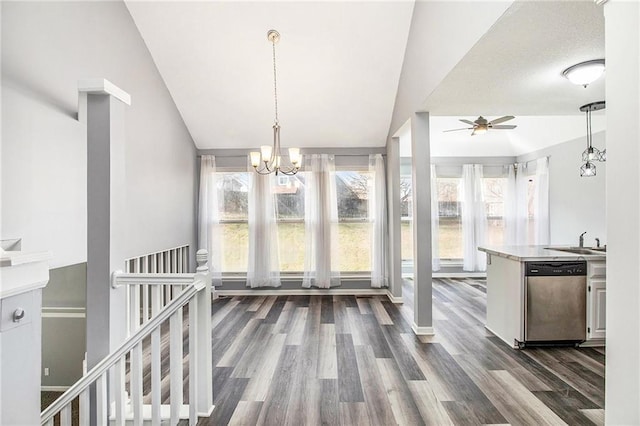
[272,39,279,124]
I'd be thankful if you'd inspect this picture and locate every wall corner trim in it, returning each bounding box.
[78,78,131,105]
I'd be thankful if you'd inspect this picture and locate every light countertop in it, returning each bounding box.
[478,245,606,262]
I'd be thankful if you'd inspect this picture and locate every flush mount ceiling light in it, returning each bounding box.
[579,101,606,177]
[250,30,301,175]
[562,59,605,88]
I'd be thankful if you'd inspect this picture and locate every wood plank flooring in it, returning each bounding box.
[200,278,605,425]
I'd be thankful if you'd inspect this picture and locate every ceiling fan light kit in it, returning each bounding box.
[250,30,300,176]
[579,100,606,177]
[443,115,517,136]
[562,59,605,88]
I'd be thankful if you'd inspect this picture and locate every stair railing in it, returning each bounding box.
[41,249,213,426]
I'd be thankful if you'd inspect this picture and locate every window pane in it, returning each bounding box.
[220,222,248,272]
[273,174,305,272]
[437,177,463,259]
[483,177,507,246]
[218,172,249,220]
[400,175,413,262]
[336,171,372,272]
[217,172,250,272]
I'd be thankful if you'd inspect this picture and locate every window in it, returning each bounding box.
[216,167,375,275]
[436,177,463,260]
[217,172,249,273]
[336,171,372,272]
[483,177,507,246]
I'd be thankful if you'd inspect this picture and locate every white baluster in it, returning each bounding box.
[151,325,161,426]
[188,296,198,425]
[130,284,141,334]
[60,404,72,426]
[79,387,90,425]
[172,249,178,273]
[170,308,184,425]
[96,372,108,426]
[45,418,54,426]
[114,355,126,426]
[151,284,162,318]
[131,341,143,426]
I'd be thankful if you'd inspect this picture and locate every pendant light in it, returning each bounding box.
[250,30,300,176]
[579,101,605,177]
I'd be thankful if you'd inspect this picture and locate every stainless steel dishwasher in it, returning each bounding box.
[523,261,587,346]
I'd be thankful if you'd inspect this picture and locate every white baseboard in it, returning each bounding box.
[579,340,606,348]
[433,272,486,278]
[41,385,71,392]
[411,324,435,336]
[199,404,215,417]
[386,292,403,304]
[216,288,388,297]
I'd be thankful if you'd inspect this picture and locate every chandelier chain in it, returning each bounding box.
[272,38,279,124]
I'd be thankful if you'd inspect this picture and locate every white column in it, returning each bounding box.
[603,1,640,424]
[410,112,433,335]
[386,136,403,302]
[82,79,131,425]
[195,249,214,416]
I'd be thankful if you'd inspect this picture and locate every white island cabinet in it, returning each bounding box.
[0,249,52,426]
[479,245,606,349]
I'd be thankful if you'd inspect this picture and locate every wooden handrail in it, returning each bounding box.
[40,276,205,424]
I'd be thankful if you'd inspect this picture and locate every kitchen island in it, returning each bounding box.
[478,245,606,348]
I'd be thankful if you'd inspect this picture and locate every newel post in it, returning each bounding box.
[195,249,214,416]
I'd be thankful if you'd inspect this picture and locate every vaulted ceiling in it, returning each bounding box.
[125,1,605,153]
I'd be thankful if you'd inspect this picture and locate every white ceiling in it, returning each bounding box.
[423,1,605,116]
[125,1,606,154]
[125,1,414,149]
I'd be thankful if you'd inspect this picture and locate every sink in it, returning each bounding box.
[546,247,600,255]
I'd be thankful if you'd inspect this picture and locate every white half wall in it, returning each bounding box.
[517,131,607,246]
[1,2,197,268]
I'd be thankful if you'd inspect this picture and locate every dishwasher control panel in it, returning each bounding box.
[525,261,586,276]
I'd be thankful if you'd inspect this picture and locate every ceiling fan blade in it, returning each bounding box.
[459,119,476,126]
[488,115,515,125]
[490,125,517,130]
[443,127,473,133]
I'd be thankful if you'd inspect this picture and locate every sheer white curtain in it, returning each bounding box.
[303,154,340,288]
[462,164,487,271]
[369,154,387,288]
[431,165,441,271]
[515,162,530,245]
[247,165,281,288]
[504,164,518,246]
[197,155,222,286]
[534,157,550,245]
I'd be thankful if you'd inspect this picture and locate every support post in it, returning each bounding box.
[410,112,434,335]
[82,79,131,425]
[386,136,403,302]
[195,249,214,416]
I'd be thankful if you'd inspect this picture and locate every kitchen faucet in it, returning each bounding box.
[595,238,600,248]
[579,232,587,248]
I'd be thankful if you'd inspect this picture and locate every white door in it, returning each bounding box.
[588,279,606,340]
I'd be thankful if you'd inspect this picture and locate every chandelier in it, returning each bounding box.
[579,101,606,177]
[250,30,301,176]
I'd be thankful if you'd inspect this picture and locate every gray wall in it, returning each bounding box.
[517,131,606,246]
[1,1,198,269]
[41,263,87,388]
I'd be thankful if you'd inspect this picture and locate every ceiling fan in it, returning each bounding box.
[443,115,517,136]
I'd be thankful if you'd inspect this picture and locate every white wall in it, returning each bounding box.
[517,131,607,246]
[603,1,640,424]
[1,2,197,268]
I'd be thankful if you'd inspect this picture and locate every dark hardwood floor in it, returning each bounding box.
[201,278,605,425]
